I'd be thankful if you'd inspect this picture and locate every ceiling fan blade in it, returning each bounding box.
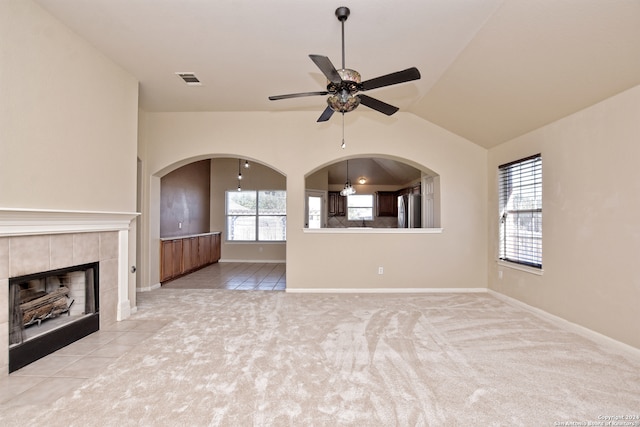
[317,105,335,122]
[309,55,342,85]
[269,91,328,101]
[357,94,399,116]
[360,67,421,91]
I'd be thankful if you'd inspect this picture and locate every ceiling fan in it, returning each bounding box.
[268,6,421,122]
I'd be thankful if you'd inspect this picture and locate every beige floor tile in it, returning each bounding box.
[10,355,81,377]
[0,375,46,404]
[53,356,116,378]
[89,343,135,358]
[9,377,86,406]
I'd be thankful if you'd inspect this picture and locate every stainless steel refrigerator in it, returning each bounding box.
[398,194,421,228]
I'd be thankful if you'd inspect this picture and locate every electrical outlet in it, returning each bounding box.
[378,266,384,275]
[178,222,182,229]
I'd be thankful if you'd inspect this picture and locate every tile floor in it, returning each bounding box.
[0,262,284,408]
[161,261,286,291]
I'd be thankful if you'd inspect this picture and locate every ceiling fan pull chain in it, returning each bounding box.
[341,113,346,149]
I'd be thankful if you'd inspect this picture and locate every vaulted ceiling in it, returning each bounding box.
[35,0,640,149]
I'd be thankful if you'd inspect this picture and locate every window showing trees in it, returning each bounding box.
[347,194,374,221]
[498,154,542,268]
[226,190,286,241]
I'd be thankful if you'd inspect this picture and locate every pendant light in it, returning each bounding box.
[237,159,242,191]
[340,159,356,196]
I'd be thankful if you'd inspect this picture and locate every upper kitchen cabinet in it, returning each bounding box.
[376,191,397,217]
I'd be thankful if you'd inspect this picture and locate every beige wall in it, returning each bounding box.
[488,85,640,349]
[0,0,138,212]
[139,111,488,290]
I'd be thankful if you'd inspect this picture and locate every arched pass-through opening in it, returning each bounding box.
[305,155,440,229]
[145,155,287,291]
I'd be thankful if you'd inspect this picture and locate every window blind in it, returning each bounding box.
[498,154,542,268]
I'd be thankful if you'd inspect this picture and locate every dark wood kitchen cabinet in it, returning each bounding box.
[160,238,183,282]
[328,191,346,216]
[376,191,398,217]
[160,232,221,283]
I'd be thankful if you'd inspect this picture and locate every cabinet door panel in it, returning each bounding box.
[199,235,212,265]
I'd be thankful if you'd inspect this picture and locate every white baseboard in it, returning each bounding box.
[286,287,488,294]
[488,289,640,359]
[137,282,161,292]
[219,259,286,263]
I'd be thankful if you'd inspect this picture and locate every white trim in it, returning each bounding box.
[219,259,285,263]
[138,282,162,292]
[117,230,131,321]
[497,260,544,275]
[303,228,443,234]
[286,287,487,294]
[488,290,640,359]
[0,208,139,236]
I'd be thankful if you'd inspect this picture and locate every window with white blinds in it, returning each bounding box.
[498,154,542,268]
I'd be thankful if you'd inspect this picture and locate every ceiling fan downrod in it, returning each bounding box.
[335,7,350,70]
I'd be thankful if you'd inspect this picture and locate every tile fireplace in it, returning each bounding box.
[0,208,138,375]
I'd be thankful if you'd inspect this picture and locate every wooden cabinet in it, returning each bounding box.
[160,239,183,282]
[328,191,346,216]
[160,232,221,283]
[182,237,199,273]
[198,234,212,265]
[376,191,398,217]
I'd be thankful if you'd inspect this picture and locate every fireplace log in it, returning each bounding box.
[20,286,71,326]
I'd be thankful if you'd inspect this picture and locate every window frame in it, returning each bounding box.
[498,154,542,269]
[347,194,374,221]
[226,190,286,242]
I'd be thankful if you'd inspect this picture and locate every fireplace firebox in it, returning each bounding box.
[8,262,99,373]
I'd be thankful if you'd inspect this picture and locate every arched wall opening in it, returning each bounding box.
[304,154,441,229]
[141,154,287,290]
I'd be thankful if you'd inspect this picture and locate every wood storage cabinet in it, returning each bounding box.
[160,232,221,283]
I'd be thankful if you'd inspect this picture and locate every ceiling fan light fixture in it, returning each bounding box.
[328,93,360,113]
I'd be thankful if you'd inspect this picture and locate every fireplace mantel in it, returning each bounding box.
[0,208,138,237]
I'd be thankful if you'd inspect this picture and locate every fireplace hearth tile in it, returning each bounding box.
[11,354,81,377]
[53,356,115,379]
[89,342,134,358]
[11,377,86,406]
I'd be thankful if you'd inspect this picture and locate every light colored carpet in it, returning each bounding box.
[3,289,640,426]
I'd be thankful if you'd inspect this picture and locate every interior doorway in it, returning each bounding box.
[305,190,326,228]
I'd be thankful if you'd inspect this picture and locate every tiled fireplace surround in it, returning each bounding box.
[0,209,138,376]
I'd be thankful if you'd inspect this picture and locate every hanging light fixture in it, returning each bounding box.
[237,159,243,191]
[340,159,356,196]
[358,177,367,184]
[244,160,250,169]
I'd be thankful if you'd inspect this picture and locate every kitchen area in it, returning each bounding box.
[306,157,440,229]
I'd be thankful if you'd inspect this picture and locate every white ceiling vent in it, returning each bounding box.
[175,72,202,86]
